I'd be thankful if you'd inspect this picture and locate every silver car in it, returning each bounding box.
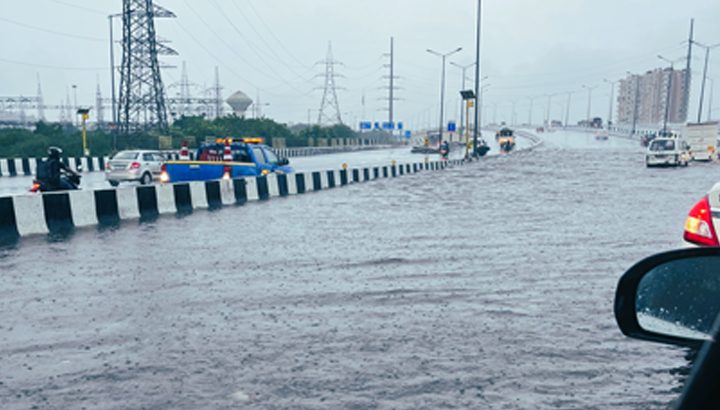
[105,150,165,186]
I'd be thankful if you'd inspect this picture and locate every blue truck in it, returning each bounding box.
[160,139,293,183]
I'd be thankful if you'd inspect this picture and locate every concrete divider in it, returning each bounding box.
[0,158,473,238]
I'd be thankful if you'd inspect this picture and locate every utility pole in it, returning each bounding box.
[693,41,720,123]
[473,0,483,151]
[682,19,693,123]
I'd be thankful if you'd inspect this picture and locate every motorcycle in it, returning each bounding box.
[31,170,82,193]
[440,143,449,161]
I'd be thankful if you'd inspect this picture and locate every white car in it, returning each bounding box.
[645,137,689,168]
[105,150,166,186]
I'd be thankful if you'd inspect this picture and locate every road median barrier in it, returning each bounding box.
[0,158,468,239]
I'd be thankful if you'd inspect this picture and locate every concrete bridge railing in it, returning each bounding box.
[0,145,401,178]
[0,158,464,239]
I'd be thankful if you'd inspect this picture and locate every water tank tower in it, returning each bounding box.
[226,91,253,118]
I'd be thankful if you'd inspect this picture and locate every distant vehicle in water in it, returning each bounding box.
[495,127,516,153]
[645,136,689,168]
[596,131,609,140]
[642,129,676,147]
[411,133,441,154]
[683,121,718,161]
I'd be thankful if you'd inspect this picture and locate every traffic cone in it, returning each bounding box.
[179,140,189,160]
[223,141,233,161]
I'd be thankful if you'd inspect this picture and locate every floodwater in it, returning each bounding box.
[1,129,718,409]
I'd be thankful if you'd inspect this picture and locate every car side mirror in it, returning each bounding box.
[614,248,720,348]
[280,158,289,166]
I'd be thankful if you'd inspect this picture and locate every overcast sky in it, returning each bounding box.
[1,0,719,130]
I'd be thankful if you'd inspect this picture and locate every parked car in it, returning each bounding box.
[645,137,689,168]
[105,150,166,186]
[614,247,720,409]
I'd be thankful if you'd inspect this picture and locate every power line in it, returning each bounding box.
[0,16,105,42]
[43,0,107,15]
[0,57,105,71]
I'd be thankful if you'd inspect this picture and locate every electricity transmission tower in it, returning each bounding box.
[316,42,344,125]
[118,0,177,136]
[381,37,401,130]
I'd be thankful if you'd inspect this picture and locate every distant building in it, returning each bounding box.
[617,68,688,126]
[226,91,253,118]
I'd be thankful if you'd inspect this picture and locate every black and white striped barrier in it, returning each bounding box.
[0,157,108,177]
[0,159,465,238]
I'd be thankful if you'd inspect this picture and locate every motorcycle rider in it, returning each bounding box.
[440,140,450,158]
[37,147,80,190]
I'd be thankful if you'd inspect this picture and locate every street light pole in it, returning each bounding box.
[658,55,678,133]
[451,61,476,136]
[708,77,715,122]
[623,72,641,135]
[582,85,597,125]
[527,96,536,126]
[603,79,616,131]
[565,92,572,128]
[428,47,462,144]
[545,94,554,127]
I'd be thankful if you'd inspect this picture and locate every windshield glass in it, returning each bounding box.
[113,151,139,160]
[650,140,675,151]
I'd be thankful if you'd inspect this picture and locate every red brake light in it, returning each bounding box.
[222,165,231,180]
[684,196,719,247]
[130,162,141,170]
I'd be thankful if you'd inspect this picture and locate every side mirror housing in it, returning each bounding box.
[614,247,720,349]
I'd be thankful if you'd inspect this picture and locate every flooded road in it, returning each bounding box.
[1,129,718,409]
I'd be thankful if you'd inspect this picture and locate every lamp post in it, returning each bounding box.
[451,62,476,135]
[658,55,684,133]
[603,79,616,131]
[627,72,640,135]
[544,94,555,127]
[565,92,572,128]
[692,41,720,123]
[527,96,537,126]
[428,47,462,144]
[582,85,597,125]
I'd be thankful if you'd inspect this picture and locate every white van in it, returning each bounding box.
[645,138,689,168]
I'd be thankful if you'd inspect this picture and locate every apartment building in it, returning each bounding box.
[616,68,688,126]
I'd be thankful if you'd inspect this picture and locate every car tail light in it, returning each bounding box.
[129,162,141,170]
[684,196,719,247]
[159,164,169,183]
[222,165,231,180]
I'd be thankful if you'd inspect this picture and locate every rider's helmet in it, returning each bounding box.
[47,146,62,159]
